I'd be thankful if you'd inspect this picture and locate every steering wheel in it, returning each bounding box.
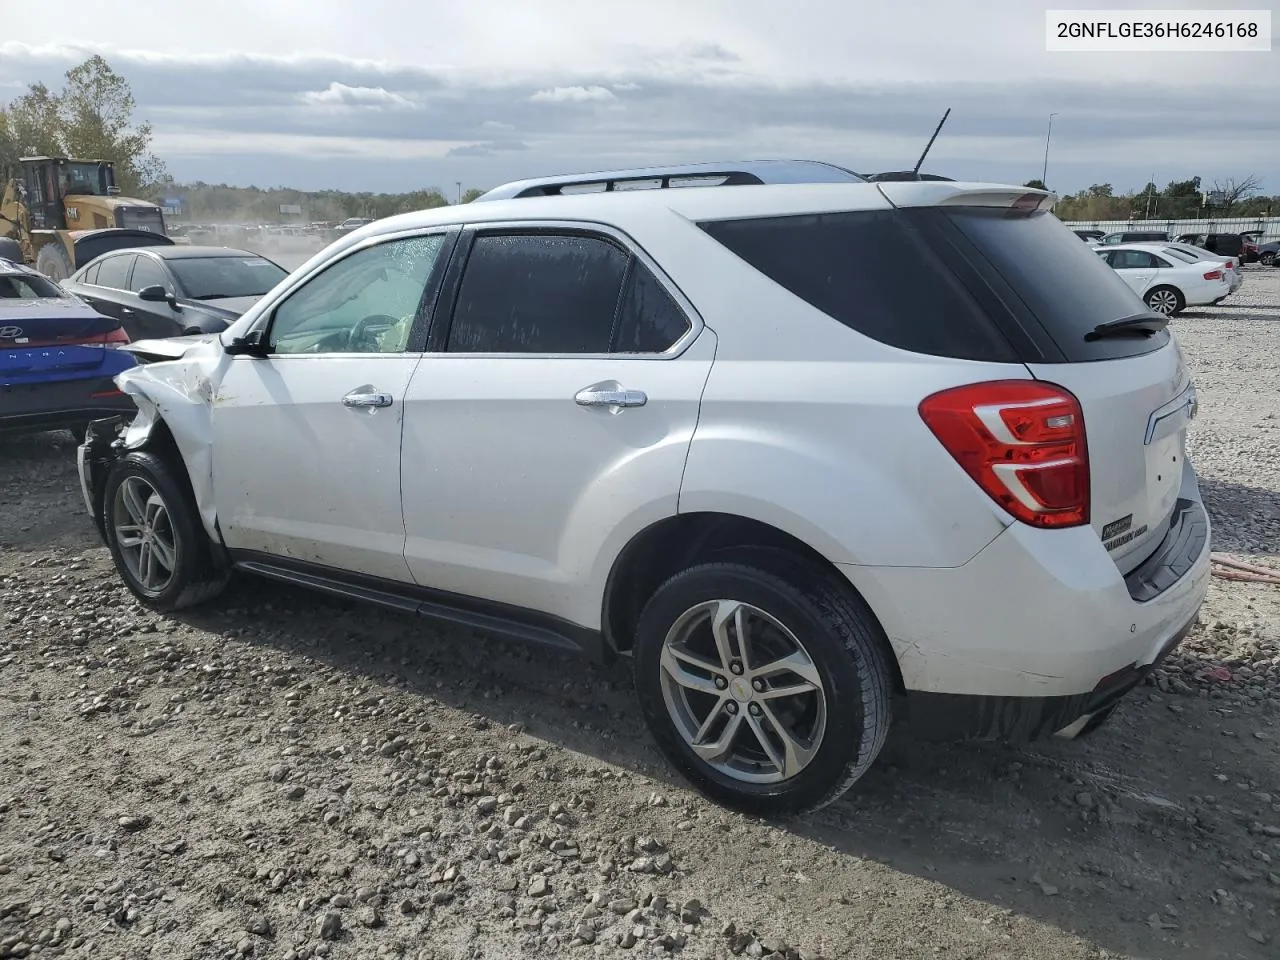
[349,314,400,352]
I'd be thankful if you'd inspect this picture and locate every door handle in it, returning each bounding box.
[575,385,647,409]
[342,389,393,409]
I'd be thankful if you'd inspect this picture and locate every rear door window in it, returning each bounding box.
[699,210,1016,362]
[446,233,628,354]
[94,254,135,290]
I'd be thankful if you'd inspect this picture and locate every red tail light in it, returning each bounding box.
[1203,270,1222,280]
[919,381,1089,528]
[81,327,132,347]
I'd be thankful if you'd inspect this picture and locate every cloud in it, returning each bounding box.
[302,82,415,110]
[1,38,1275,197]
[530,85,617,104]
[446,140,530,158]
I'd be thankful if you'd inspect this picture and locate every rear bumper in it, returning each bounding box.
[0,376,136,435]
[842,460,1211,736]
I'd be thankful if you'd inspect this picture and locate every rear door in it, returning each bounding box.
[1106,249,1160,295]
[74,253,136,329]
[399,225,712,622]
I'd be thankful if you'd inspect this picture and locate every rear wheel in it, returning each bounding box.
[633,554,893,816]
[102,451,227,611]
[1144,285,1183,316]
[35,243,73,282]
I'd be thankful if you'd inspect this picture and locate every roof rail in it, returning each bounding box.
[474,159,867,202]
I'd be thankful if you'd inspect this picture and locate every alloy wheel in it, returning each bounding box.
[658,599,827,784]
[112,475,178,593]
[1146,289,1179,315]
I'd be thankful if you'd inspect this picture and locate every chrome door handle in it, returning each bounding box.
[342,390,393,408]
[574,385,647,408]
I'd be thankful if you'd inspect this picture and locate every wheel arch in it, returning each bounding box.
[601,510,906,694]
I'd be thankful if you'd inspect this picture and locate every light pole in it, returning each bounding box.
[1041,113,1058,187]
[456,181,462,204]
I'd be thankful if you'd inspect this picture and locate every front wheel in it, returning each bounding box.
[633,555,893,817]
[1144,285,1184,316]
[1262,251,1276,267]
[102,451,227,611]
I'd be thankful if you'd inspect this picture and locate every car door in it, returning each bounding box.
[210,229,456,581]
[124,253,184,339]
[399,225,714,627]
[74,253,136,327]
[1107,249,1159,294]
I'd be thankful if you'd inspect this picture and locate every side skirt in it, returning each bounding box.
[229,551,610,663]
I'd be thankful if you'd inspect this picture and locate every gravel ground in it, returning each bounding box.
[2,266,1280,960]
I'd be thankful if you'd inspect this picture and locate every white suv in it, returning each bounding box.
[77,164,1211,816]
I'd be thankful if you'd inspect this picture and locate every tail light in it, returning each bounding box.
[84,327,131,347]
[919,380,1089,528]
[1203,270,1223,280]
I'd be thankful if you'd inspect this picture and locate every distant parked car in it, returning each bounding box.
[60,246,290,341]
[1099,230,1172,245]
[1159,242,1244,294]
[1073,229,1106,243]
[1174,233,1246,260]
[1093,242,1232,315]
[1256,239,1280,266]
[0,256,136,440]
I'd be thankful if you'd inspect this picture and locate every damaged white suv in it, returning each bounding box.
[78,161,1211,815]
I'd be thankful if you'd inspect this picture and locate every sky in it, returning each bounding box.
[2,0,1277,198]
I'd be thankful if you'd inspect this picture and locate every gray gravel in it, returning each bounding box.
[1,265,1279,959]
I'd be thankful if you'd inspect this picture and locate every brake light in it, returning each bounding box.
[1203,270,1223,280]
[81,327,132,347]
[918,381,1089,528]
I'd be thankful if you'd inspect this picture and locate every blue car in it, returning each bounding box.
[1,256,138,440]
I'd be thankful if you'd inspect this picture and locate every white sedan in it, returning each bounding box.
[1092,242,1232,315]
[1159,241,1244,294]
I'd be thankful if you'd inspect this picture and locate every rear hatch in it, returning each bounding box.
[877,183,1191,574]
[1,299,124,382]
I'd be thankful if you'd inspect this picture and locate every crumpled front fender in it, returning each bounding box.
[111,340,222,541]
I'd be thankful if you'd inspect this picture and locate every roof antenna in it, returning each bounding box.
[912,108,951,178]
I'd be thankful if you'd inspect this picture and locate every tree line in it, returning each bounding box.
[3,54,1273,225]
[1027,177,1276,221]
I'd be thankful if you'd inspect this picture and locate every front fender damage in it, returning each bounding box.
[102,339,222,542]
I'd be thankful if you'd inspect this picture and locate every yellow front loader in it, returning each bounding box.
[0,156,173,279]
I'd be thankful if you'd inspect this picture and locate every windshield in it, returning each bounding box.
[62,162,106,196]
[0,271,64,299]
[168,256,289,300]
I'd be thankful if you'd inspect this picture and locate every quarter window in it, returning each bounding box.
[268,234,448,355]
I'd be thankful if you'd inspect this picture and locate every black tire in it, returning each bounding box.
[35,243,74,282]
[102,450,228,611]
[1144,285,1184,316]
[633,553,893,817]
[1261,251,1276,267]
[1074,702,1119,739]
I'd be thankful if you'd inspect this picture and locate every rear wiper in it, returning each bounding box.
[1085,313,1169,341]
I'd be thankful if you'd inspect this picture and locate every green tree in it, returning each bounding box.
[1023,179,1048,191]
[0,55,166,194]
[460,187,485,203]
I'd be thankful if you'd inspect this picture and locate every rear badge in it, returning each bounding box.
[1102,513,1148,552]
[1101,514,1132,541]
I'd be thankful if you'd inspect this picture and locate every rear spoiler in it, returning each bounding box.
[70,229,175,269]
[875,181,1058,213]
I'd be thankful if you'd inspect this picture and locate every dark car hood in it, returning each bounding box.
[185,294,263,318]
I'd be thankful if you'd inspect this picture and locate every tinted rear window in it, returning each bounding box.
[930,208,1170,361]
[699,210,1016,362]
